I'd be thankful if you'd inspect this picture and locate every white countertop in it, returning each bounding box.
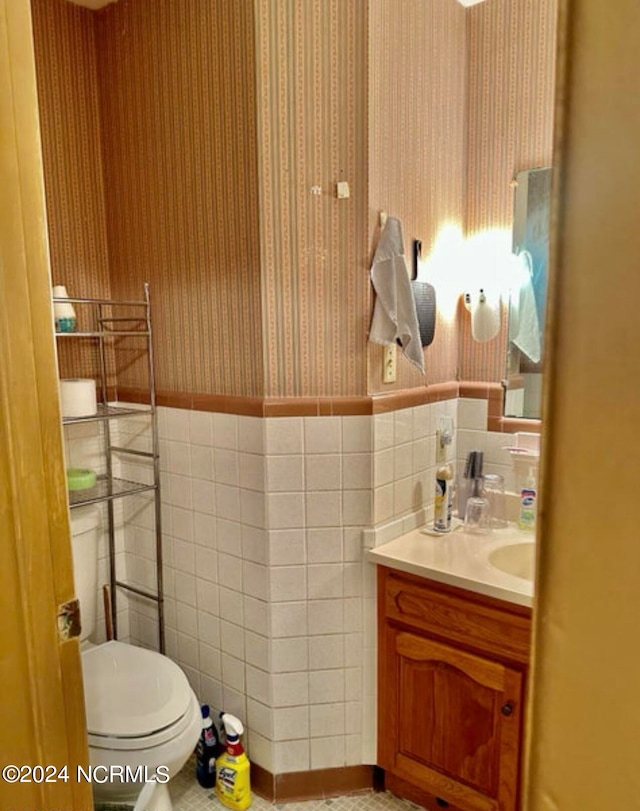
[367,523,535,608]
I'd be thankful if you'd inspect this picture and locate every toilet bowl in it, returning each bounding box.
[82,641,201,808]
[70,508,200,810]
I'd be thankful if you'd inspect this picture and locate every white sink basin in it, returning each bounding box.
[489,542,535,581]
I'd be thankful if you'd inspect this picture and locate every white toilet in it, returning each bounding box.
[70,507,201,811]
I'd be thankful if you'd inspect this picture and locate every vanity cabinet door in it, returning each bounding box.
[381,626,524,811]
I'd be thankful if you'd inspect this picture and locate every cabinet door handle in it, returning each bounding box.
[501,702,514,717]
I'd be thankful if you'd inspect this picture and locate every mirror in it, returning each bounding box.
[504,166,552,419]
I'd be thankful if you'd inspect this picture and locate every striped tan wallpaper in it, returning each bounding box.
[255,0,370,398]
[95,0,264,398]
[32,0,557,410]
[368,0,467,392]
[460,0,557,382]
[31,0,113,384]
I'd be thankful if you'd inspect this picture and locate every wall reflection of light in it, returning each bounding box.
[417,224,466,320]
[462,229,521,299]
[419,225,523,320]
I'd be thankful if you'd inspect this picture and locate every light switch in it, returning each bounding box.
[383,344,396,383]
[336,181,350,199]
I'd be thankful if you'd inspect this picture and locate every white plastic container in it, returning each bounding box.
[52,285,77,332]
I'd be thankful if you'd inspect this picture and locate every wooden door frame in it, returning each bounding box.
[0,2,91,809]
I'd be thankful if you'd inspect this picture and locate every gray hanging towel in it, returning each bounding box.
[369,217,425,373]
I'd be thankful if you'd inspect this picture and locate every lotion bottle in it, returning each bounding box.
[518,467,537,531]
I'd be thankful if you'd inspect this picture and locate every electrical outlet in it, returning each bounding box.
[383,344,397,383]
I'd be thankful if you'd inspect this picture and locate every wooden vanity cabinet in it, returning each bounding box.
[377,566,532,811]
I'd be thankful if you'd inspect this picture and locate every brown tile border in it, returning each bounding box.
[251,763,375,802]
[327,396,376,415]
[427,381,460,403]
[193,394,264,417]
[117,387,265,416]
[115,387,151,406]
[249,762,274,802]
[459,381,501,399]
[499,416,542,434]
[369,382,460,413]
[487,386,503,428]
[116,381,541,434]
[371,387,430,413]
[275,764,374,801]
[118,387,459,416]
[262,397,327,417]
[157,390,194,410]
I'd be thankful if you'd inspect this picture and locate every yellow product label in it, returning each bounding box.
[215,753,252,811]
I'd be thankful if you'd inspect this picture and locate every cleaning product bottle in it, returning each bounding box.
[215,714,252,810]
[195,704,218,788]
[434,417,454,533]
[518,467,538,531]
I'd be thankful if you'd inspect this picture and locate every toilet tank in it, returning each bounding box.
[69,506,100,642]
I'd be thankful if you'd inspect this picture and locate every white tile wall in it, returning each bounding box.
[372,401,453,533]
[141,409,377,772]
[105,397,520,777]
[456,398,514,492]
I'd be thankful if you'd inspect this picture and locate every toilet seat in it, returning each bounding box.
[82,641,195,751]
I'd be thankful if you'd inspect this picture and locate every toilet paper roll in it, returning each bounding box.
[60,378,97,418]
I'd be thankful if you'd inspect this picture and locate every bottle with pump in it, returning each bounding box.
[215,714,252,810]
[518,467,537,531]
[195,704,218,788]
[433,417,454,533]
